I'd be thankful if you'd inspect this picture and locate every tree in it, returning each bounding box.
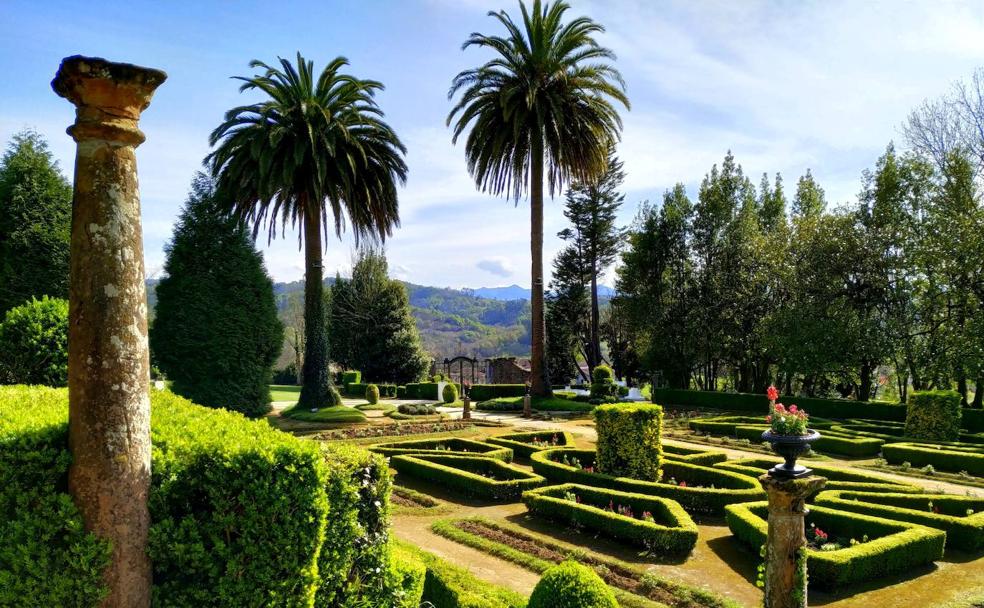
[328,249,429,384]
[0,296,68,386]
[208,53,407,410]
[903,67,984,174]
[792,169,826,219]
[151,174,283,417]
[557,150,626,369]
[0,130,72,315]
[447,0,628,397]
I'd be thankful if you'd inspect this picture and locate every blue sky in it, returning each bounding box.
[3,0,984,288]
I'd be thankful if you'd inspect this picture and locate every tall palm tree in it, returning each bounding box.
[208,53,407,409]
[448,0,628,397]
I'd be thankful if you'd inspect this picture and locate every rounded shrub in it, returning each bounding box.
[366,384,380,405]
[589,365,619,401]
[592,365,614,384]
[442,382,458,404]
[528,561,618,608]
[0,296,68,386]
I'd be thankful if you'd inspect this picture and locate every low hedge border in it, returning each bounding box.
[486,430,577,458]
[814,490,984,552]
[725,501,945,588]
[661,444,728,466]
[831,422,984,447]
[734,424,884,457]
[369,437,513,461]
[389,454,544,501]
[392,540,526,608]
[711,458,922,494]
[530,448,764,515]
[522,483,698,555]
[882,442,984,476]
[469,384,528,401]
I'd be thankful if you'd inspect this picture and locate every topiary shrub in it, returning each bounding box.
[0,296,68,386]
[442,383,458,404]
[589,365,619,402]
[342,370,362,386]
[905,390,962,441]
[594,403,663,481]
[366,384,380,405]
[527,561,618,608]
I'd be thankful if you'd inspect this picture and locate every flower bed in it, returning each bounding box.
[712,458,922,493]
[662,444,728,466]
[389,454,544,501]
[882,442,984,476]
[521,483,698,555]
[725,501,945,588]
[530,448,763,515]
[485,430,577,458]
[814,490,984,552]
[369,437,512,461]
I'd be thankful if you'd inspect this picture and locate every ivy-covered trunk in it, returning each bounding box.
[298,203,336,409]
[529,139,552,397]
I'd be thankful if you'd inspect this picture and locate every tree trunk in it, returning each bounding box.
[54,55,166,608]
[858,362,873,402]
[973,378,983,409]
[529,139,552,397]
[293,327,304,385]
[590,268,601,372]
[297,204,335,408]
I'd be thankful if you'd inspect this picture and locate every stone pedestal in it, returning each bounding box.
[523,395,532,418]
[53,55,166,608]
[758,474,827,608]
[462,396,471,420]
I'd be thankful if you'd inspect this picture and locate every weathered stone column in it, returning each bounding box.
[52,55,166,608]
[523,394,532,418]
[462,395,471,420]
[758,474,827,608]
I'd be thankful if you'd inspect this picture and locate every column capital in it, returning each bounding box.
[759,473,827,514]
[52,55,167,146]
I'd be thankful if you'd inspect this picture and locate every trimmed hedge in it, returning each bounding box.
[369,437,513,461]
[487,430,577,459]
[443,383,459,404]
[393,540,526,608]
[661,444,728,466]
[594,403,663,481]
[522,483,698,555]
[342,370,362,386]
[528,561,618,608]
[390,454,544,501]
[733,424,885,457]
[403,382,461,401]
[470,384,528,401]
[906,390,962,442]
[654,388,906,421]
[725,501,945,588]
[531,448,763,515]
[387,543,427,608]
[882,442,984,476]
[366,383,380,404]
[712,458,922,494]
[814,490,984,552]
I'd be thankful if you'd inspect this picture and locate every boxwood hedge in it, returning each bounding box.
[661,444,728,466]
[725,501,945,588]
[881,442,984,476]
[522,483,698,555]
[530,449,764,515]
[369,437,513,461]
[712,458,922,494]
[594,403,663,481]
[814,490,984,552]
[469,384,528,401]
[486,430,577,459]
[389,454,545,501]
[906,390,963,442]
[735,424,885,457]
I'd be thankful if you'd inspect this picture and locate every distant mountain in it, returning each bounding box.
[467,284,615,301]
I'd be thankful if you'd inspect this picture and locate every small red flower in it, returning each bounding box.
[789,404,798,413]
[679,481,688,488]
[767,385,779,401]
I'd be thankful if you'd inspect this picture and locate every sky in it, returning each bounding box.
[2,0,984,289]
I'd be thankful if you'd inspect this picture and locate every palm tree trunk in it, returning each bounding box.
[529,139,552,397]
[590,266,601,371]
[297,203,335,409]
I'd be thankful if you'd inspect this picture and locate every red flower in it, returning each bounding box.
[789,404,798,413]
[767,385,779,401]
[679,481,688,488]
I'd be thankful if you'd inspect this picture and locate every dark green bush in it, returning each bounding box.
[725,501,945,588]
[527,561,618,608]
[396,385,407,399]
[653,388,906,421]
[342,370,362,386]
[486,430,577,458]
[367,383,380,405]
[905,390,962,441]
[594,403,663,481]
[272,363,299,385]
[389,454,544,501]
[589,365,619,402]
[404,382,443,400]
[443,383,459,404]
[522,483,698,555]
[470,384,528,401]
[661,444,728,466]
[882,442,984,475]
[0,296,68,386]
[369,438,513,461]
[397,403,438,416]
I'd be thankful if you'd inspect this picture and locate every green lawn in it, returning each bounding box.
[481,395,596,412]
[269,384,301,402]
[281,404,367,423]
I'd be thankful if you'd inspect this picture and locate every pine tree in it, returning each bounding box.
[328,249,429,384]
[151,173,283,417]
[0,130,72,315]
[792,169,826,218]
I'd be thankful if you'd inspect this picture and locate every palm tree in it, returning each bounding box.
[448,0,628,397]
[207,53,407,409]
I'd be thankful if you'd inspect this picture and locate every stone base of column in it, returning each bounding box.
[522,395,532,418]
[462,396,471,420]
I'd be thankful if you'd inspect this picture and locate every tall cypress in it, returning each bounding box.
[151,173,283,417]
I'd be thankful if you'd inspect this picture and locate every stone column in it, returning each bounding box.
[758,474,827,608]
[462,395,471,420]
[52,55,166,608]
[523,394,532,418]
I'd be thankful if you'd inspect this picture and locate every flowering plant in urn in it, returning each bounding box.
[761,393,820,478]
[767,403,809,435]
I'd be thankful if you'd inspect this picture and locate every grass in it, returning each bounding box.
[356,402,397,414]
[280,404,367,423]
[479,395,597,413]
[269,384,301,403]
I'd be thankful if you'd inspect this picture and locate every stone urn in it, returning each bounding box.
[761,429,821,479]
